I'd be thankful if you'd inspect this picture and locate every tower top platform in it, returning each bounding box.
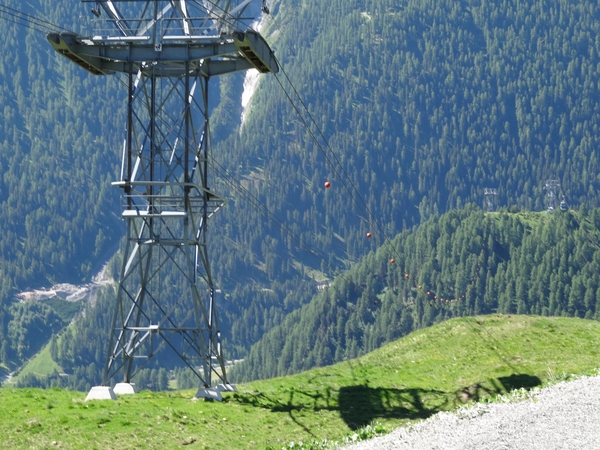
[47,0,278,76]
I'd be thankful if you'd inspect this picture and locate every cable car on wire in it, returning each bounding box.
[560,196,568,211]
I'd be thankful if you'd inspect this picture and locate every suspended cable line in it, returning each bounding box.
[211,158,332,266]
[0,0,482,304]
[0,2,72,34]
[271,58,407,260]
[108,71,344,285]
[260,18,488,301]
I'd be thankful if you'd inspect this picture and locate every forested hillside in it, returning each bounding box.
[210,0,600,362]
[3,0,600,385]
[16,205,600,390]
[0,1,125,374]
[220,0,600,259]
[233,206,600,381]
[0,3,126,288]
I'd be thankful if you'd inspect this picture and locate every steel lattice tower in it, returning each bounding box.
[544,180,560,214]
[483,188,498,213]
[48,0,277,399]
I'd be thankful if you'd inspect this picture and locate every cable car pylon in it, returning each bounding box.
[48,0,278,401]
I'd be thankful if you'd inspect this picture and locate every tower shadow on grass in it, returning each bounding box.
[338,373,542,430]
[498,373,542,391]
[231,373,542,432]
[338,386,447,430]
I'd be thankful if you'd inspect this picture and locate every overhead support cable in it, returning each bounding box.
[0,2,73,34]
[271,58,402,258]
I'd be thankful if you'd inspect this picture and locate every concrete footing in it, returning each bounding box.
[216,383,237,392]
[194,388,222,401]
[85,386,117,401]
[113,383,137,395]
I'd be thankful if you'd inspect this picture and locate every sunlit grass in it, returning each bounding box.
[2,314,600,449]
[10,344,62,385]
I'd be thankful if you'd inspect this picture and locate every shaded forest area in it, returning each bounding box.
[233,206,600,381]
[2,0,600,383]
[210,0,600,362]
[14,206,600,389]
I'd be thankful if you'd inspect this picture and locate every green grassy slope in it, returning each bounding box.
[1,314,599,449]
[7,297,84,385]
[9,344,62,386]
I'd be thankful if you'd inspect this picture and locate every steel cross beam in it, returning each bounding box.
[48,0,277,396]
[47,29,275,77]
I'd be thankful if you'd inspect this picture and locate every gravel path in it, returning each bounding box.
[342,374,600,450]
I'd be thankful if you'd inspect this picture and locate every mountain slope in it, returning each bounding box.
[4,0,600,379]
[2,314,600,449]
[210,0,600,359]
[233,206,600,381]
[0,0,123,369]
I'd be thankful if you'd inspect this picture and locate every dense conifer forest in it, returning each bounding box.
[2,0,600,387]
[233,206,600,380]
